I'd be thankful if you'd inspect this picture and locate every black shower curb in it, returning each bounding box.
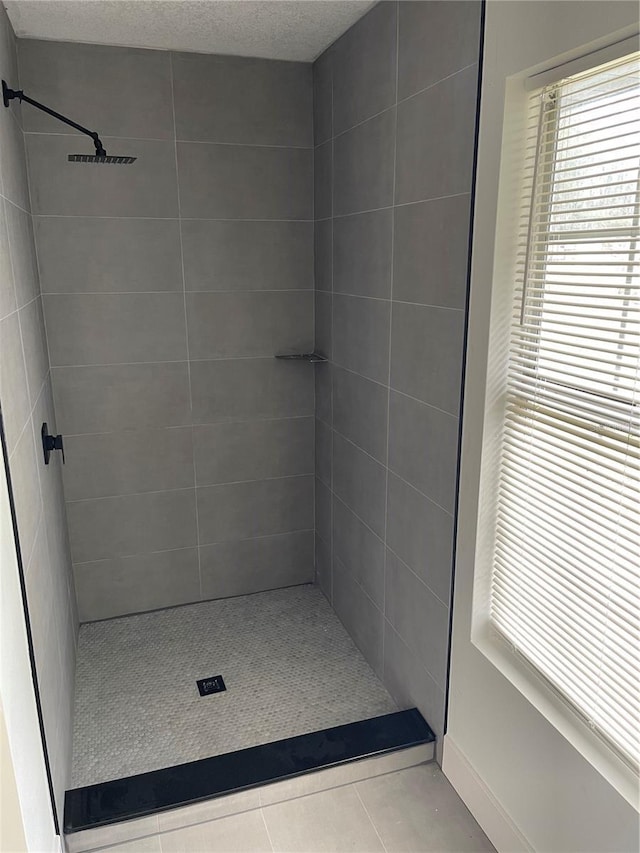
[64,708,435,833]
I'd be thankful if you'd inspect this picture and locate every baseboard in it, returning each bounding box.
[442,735,533,853]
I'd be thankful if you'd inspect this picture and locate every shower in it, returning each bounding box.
[2,79,136,163]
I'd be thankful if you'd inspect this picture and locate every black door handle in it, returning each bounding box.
[41,422,65,465]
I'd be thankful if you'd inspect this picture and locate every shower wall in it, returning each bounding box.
[313,0,481,739]
[18,40,315,622]
[0,4,77,821]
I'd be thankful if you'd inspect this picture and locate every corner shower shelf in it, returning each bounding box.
[275,352,328,363]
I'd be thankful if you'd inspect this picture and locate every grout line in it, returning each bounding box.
[72,529,316,567]
[333,424,454,517]
[331,361,460,420]
[353,783,389,853]
[381,0,401,673]
[332,103,395,142]
[169,51,202,599]
[65,472,315,505]
[32,213,316,222]
[24,128,313,151]
[396,61,479,108]
[328,62,478,143]
[48,353,320,368]
[332,190,470,220]
[42,288,314,296]
[328,50,335,606]
[59,414,315,439]
[259,808,276,853]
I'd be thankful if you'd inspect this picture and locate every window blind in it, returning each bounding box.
[490,51,640,769]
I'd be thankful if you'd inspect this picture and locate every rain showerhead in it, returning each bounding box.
[2,80,137,165]
[68,154,137,164]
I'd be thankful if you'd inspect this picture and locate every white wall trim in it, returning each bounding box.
[442,735,533,853]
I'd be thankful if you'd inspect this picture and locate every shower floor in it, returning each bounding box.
[70,584,397,788]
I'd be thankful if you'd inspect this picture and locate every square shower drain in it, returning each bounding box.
[196,675,226,696]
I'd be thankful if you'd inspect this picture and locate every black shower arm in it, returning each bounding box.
[2,81,107,156]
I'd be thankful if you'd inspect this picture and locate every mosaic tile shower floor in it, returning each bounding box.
[70,584,397,787]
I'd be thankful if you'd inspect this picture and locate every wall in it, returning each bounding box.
[312,0,481,740]
[0,1,76,832]
[18,40,316,622]
[444,2,640,851]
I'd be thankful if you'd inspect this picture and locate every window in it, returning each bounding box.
[489,51,639,770]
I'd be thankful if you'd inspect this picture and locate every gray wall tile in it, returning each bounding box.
[332,432,386,538]
[314,219,332,292]
[191,358,313,424]
[18,39,174,138]
[333,208,392,299]
[52,362,191,433]
[0,111,30,211]
[9,420,43,561]
[0,7,20,125]
[0,311,30,454]
[5,202,39,307]
[74,548,200,622]
[315,533,332,601]
[383,623,446,738]
[0,200,16,319]
[67,488,197,563]
[332,2,397,135]
[315,477,331,546]
[388,390,459,512]
[332,293,390,384]
[1,13,77,818]
[177,142,312,220]
[333,557,384,676]
[18,297,48,404]
[393,195,471,308]
[332,495,384,607]
[314,140,332,220]
[385,548,449,688]
[333,366,388,463]
[200,531,313,600]
[390,302,464,415]
[315,363,332,426]
[395,65,478,204]
[172,52,312,146]
[26,134,179,217]
[315,417,332,488]
[186,291,312,360]
[314,291,332,360]
[313,49,333,146]
[398,1,481,100]
[196,475,313,544]
[44,293,187,366]
[35,217,183,294]
[182,220,313,292]
[63,427,194,501]
[333,108,395,216]
[193,417,314,486]
[386,472,453,606]
[313,0,479,748]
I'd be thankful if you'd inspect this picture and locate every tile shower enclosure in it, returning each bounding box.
[2,0,481,815]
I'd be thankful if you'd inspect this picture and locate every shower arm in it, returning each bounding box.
[2,80,107,157]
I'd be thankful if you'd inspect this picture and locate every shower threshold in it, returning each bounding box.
[64,708,435,833]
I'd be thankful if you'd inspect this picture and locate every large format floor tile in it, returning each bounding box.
[73,764,494,853]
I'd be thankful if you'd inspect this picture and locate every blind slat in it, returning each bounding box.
[489,48,640,771]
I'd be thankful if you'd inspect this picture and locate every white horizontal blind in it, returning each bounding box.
[490,51,640,769]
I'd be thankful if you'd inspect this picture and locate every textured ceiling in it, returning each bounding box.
[4,0,376,61]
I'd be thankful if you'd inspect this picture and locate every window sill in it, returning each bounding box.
[471,616,639,810]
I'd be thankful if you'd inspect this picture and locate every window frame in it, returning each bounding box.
[468,38,640,808]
